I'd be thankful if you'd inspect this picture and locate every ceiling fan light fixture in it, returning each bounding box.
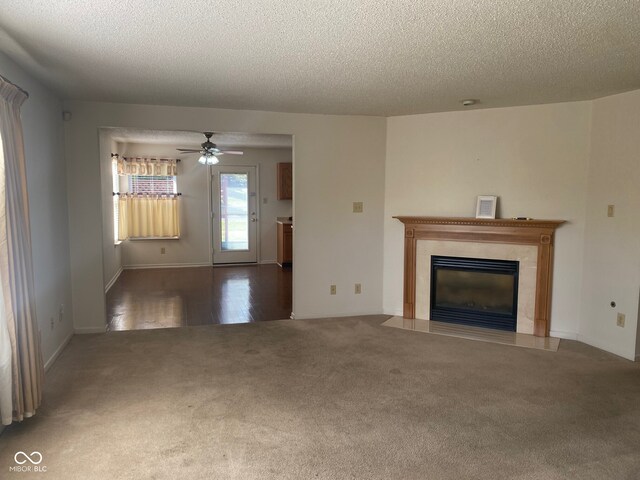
[180,132,242,165]
[198,153,219,165]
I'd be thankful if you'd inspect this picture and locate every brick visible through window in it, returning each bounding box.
[128,175,177,195]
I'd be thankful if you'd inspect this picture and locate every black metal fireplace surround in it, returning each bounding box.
[430,256,519,332]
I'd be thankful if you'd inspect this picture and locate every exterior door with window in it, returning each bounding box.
[211,166,258,264]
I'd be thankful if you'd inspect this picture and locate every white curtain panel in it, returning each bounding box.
[0,132,11,424]
[0,75,44,424]
[0,282,11,424]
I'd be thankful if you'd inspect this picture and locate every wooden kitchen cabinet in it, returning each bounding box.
[277,162,292,200]
[277,222,293,266]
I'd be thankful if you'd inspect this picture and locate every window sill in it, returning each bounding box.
[114,241,123,246]
[128,237,181,241]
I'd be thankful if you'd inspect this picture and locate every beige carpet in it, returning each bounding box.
[1,315,639,479]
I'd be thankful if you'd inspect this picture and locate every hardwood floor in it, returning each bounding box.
[106,264,292,331]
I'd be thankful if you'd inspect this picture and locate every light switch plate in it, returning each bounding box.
[353,202,363,213]
[607,205,615,217]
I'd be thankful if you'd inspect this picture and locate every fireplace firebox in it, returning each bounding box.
[430,256,519,331]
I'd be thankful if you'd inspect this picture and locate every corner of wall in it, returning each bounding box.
[577,89,640,360]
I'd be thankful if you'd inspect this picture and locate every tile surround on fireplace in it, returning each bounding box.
[416,241,537,334]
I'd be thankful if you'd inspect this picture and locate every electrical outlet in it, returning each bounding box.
[355,283,362,294]
[160,247,166,254]
[330,285,337,295]
[617,313,625,327]
[352,202,363,213]
[263,197,268,204]
[607,205,615,217]
[50,317,55,330]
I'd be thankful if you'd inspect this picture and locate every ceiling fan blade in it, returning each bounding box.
[177,148,201,153]
[219,151,244,155]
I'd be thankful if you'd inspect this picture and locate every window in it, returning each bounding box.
[115,158,181,240]
[128,175,177,195]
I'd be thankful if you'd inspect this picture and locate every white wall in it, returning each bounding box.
[0,53,74,366]
[579,89,640,361]
[383,102,592,338]
[64,101,386,331]
[111,142,293,268]
[99,130,122,289]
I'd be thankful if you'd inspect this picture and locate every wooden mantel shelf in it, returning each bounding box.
[394,216,566,337]
[394,216,566,229]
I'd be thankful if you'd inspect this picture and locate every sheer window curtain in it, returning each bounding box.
[0,132,11,424]
[0,75,44,425]
[122,195,180,238]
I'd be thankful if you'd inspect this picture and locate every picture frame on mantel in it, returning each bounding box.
[475,195,498,219]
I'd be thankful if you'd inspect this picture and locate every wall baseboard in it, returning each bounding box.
[294,310,384,320]
[44,331,74,372]
[260,260,277,265]
[74,325,107,334]
[104,266,123,293]
[123,262,211,270]
[549,330,579,340]
[577,334,635,361]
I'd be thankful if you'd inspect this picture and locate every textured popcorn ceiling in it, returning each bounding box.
[1,0,639,116]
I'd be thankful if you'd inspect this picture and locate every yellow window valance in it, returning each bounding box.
[116,156,178,176]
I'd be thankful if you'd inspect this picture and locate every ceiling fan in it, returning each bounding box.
[177,132,243,165]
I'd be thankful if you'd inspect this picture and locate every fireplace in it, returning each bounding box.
[393,216,566,337]
[430,256,519,331]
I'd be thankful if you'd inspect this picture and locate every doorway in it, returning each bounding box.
[211,165,258,264]
[99,128,294,330]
